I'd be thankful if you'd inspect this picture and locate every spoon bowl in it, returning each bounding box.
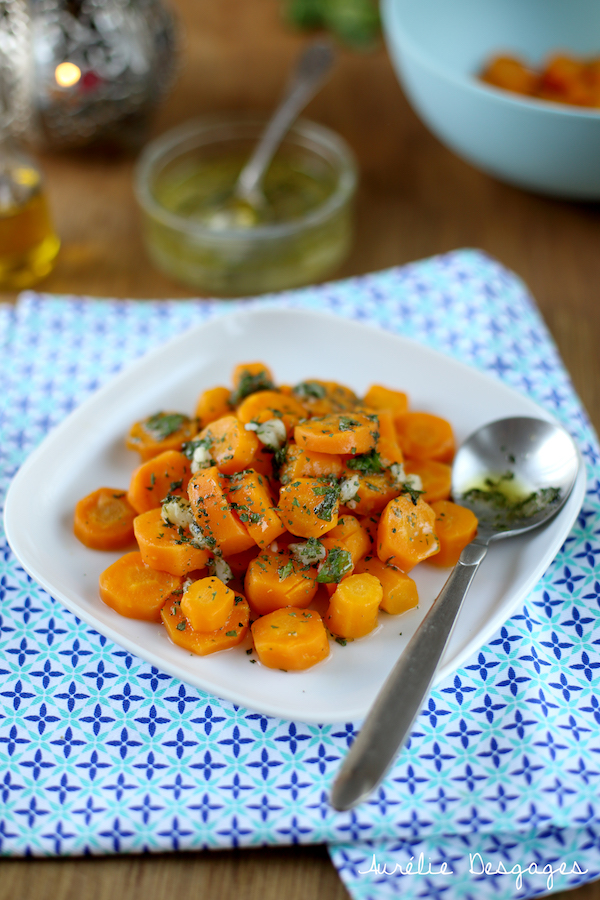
[330,415,580,811]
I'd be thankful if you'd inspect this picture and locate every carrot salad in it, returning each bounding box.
[74,363,477,671]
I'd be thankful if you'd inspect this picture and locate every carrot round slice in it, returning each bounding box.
[395,412,455,463]
[197,415,260,475]
[127,450,191,515]
[428,500,478,567]
[236,390,306,436]
[294,412,379,456]
[278,477,340,538]
[99,551,182,621]
[320,515,370,566]
[162,593,250,655]
[244,547,318,616]
[377,493,440,572]
[188,466,255,557]
[403,459,452,504]
[227,468,285,548]
[74,487,136,551]
[362,384,408,417]
[125,412,196,462]
[252,608,330,671]
[279,444,343,485]
[354,556,418,615]
[195,386,233,429]
[133,508,211,576]
[325,572,382,638]
[180,576,235,632]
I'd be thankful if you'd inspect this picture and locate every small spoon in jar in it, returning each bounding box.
[330,416,581,812]
[203,40,335,230]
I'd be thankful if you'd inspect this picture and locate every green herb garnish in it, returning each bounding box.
[144,412,188,441]
[317,547,353,584]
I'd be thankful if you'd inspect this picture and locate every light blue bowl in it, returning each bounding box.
[382,0,600,199]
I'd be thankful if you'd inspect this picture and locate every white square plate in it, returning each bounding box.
[4,308,585,724]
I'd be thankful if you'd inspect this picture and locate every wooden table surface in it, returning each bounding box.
[2,1,600,898]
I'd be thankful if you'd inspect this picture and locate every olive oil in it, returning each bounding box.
[0,189,60,289]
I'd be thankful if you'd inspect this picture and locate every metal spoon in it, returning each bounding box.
[204,41,335,230]
[330,416,581,812]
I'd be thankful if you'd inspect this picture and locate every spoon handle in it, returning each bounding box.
[329,540,489,812]
[236,42,335,203]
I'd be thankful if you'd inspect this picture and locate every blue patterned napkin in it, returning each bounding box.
[1,250,600,900]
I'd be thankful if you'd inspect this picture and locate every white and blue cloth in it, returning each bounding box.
[1,249,599,900]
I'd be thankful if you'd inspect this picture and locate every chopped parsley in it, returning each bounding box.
[347,450,384,475]
[339,416,361,432]
[144,412,188,441]
[313,480,341,522]
[293,381,326,400]
[175,621,186,631]
[230,369,274,405]
[182,437,211,460]
[317,547,353,584]
[278,561,294,581]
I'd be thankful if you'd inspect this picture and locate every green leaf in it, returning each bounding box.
[347,450,384,474]
[230,369,274,405]
[278,561,295,581]
[317,547,353,583]
[144,412,188,441]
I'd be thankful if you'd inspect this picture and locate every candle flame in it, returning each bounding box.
[55,62,81,88]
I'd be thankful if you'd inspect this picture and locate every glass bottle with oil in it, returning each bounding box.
[0,131,60,290]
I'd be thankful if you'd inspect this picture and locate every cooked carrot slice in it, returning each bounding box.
[358,514,381,550]
[325,572,382,638]
[133,508,211,576]
[362,384,408,417]
[125,412,196,462]
[481,55,539,95]
[295,412,379,456]
[292,380,358,417]
[74,487,136,551]
[278,477,340,538]
[188,466,255,557]
[180,576,235,632]
[395,412,455,463]
[236,390,306,436]
[404,459,452,504]
[279,444,343,485]
[195,386,233,429]
[227,468,285,548]
[252,607,329,671]
[231,362,274,405]
[99,551,182,621]
[429,500,478,567]
[354,556,418,615]
[224,545,261,577]
[197,415,261,475]
[343,471,398,516]
[162,592,250,655]
[377,493,440,572]
[244,547,317,616]
[374,409,404,466]
[127,450,191,515]
[321,515,370,566]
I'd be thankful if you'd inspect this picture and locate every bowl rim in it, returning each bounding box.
[134,114,358,242]
[382,0,600,121]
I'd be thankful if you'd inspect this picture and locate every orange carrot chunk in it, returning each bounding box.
[133,508,211,576]
[377,493,440,572]
[278,477,340,538]
[188,466,255,557]
[429,500,478,567]
[374,409,404,466]
[236,390,306,436]
[162,593,250,655]
[230,362,275,405]
[480,55,539,95]
[320,515,370,566]
[404,459,452,504]
[325,572,382,638]
[342,471,398,516]
[363,384,408,417]
[227,468,286,548]
[354,556,418,615]
[292,380,358,417]
[195,386,233,429]
[127,450,191,515]
[252,607,330,671]
[279,444,343,484]
[99,551,182,622]
[125,412,196,462]
[395,412,455,463]
[180,576,235,632]
[244,547,318,616]
[74,487,136,551]
[295,412,379,456]
[197,415,261,476]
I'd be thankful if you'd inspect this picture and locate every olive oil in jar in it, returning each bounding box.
[0,139,60,290]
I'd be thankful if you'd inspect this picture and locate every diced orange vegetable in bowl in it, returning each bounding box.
[162,593,250,656]
[377,493,440,572]
[428,500,478,567]
[363,384,408,417]
[279,445,343,484]
[325,572,382,639]
[74,487,136,550]
[134,508,211,576]
[99,551,182,622]
[321,515,370,566]
[252,607,329,670]
[244,547,317,615]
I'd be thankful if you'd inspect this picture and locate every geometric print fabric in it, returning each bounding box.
[0,250,599,900]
